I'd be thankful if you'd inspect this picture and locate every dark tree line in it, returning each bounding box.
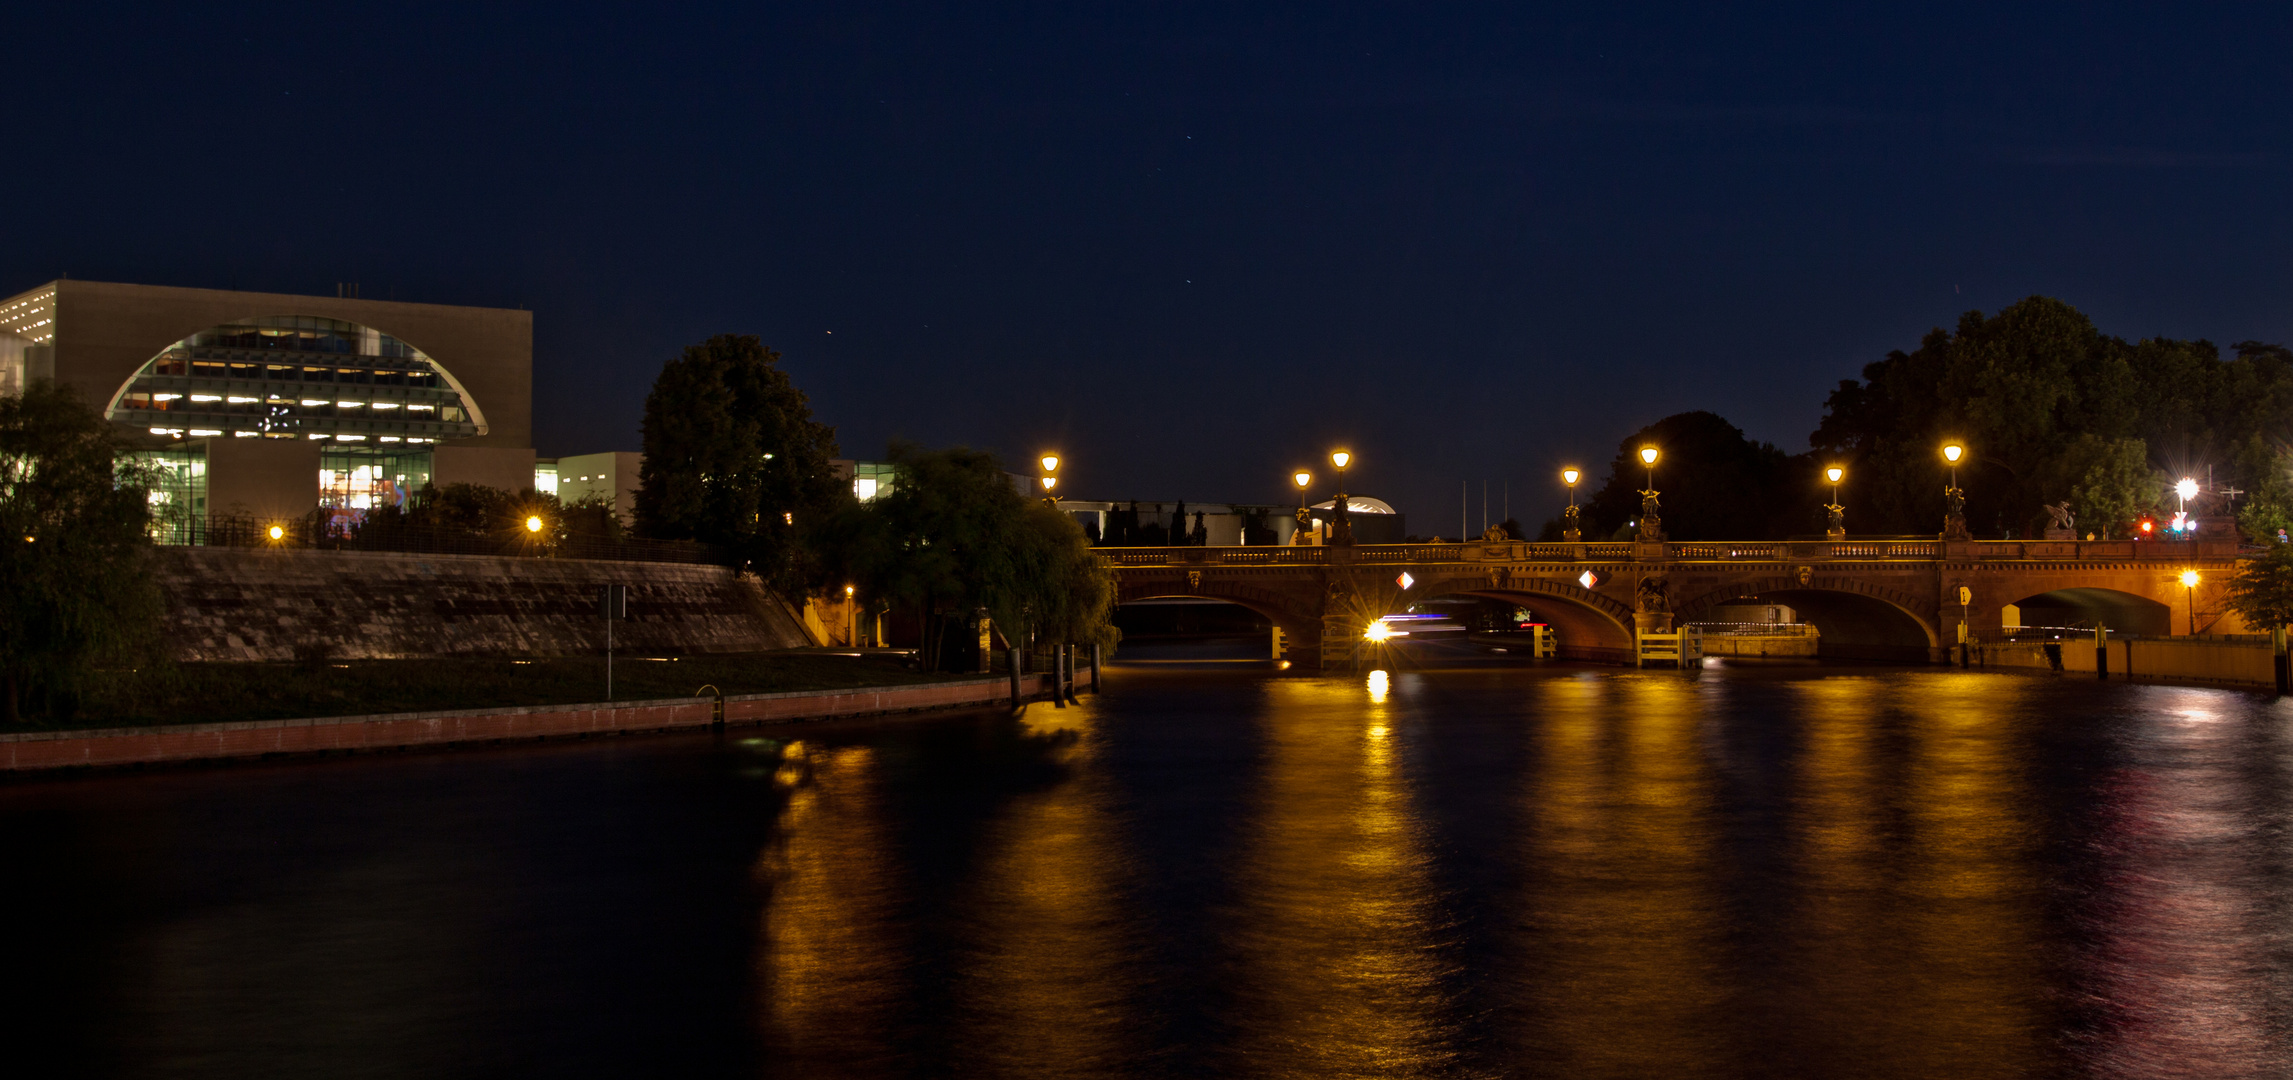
[1554,297,2293,541]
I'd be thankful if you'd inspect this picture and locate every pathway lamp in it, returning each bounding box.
[1561,466,1583,541]
[1824,465,1846,540]
[2182,569,2201,635]
[1039,453,1062,506]
[525,515,544,534]
[267,523,286,543]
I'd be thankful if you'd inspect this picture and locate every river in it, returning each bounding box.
[4,659,2290,1077]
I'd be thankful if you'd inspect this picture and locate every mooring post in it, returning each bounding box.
[1007,647,1023,709]
[1051,643,1067,708]
[2275,626,2289,695]
[1090,642,1102,693]
[1065,643,1081,704]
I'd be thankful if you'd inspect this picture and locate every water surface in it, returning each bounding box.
[5,662,2291,1077]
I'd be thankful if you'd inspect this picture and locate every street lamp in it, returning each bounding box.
[1941,441,1968,540]
[1636,446,1662,541]
[2182,569,2201,635]
[846,583,857,646]
[1292,470,1313,544]
[1561,466,1583,542]
[1329,449,1354,545]
[1039,453,1062,506]
[2175,476,2199,535]
[1824,465,1846,540]
[267,523,286,542]
[525,515,544,533]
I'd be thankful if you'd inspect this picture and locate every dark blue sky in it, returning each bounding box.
[8,3,2291,529]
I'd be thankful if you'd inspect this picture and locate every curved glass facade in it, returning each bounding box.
[103,315,487,444]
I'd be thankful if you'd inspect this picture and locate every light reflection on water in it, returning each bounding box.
[8,664,2293,1077]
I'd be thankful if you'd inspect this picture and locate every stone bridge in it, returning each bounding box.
[1104,538,2252,668]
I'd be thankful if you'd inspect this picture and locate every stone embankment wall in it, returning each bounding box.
[160,547,812,662]
[1976,637,2274,688]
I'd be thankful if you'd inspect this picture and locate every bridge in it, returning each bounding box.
[1104,538,2251,668]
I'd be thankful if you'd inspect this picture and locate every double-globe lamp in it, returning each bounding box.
[1039,452,1060,497]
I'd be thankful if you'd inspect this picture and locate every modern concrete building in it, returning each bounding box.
[537,451,642,525]
[0,279,534,532]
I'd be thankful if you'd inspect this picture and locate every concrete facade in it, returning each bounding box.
[555,450,643,523]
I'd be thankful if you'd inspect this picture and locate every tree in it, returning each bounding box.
[1812,297,2293,538]
[1581,411,1805,540]
[0,382,163,723]
[634,334,843,593]
[816,443,1116,670]
[2049,435,2155,538]
[2225,544,2293,631]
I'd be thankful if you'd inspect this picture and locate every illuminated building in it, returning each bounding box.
[0,279,533,534]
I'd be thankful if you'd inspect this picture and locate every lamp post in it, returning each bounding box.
[1824,465,1846,540]
[1941,442,1969,540]
[1636,446,1662,542]
[1561,467,1582,542]
[2182,569,2200,636]
[1039,453,1061,507]
[846,583,857,647]
[1292,470,1312,545]
[1330,449,1354,545]
[2175,476,2198,536]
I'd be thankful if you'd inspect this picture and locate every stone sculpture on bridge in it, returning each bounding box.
[1944,483,1971,541]
[1638,489,1664,542]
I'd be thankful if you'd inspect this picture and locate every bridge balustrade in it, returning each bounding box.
[1093,538,2253,566]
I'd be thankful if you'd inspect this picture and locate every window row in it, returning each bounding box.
[119,393,466,423]
[147,357,444,386]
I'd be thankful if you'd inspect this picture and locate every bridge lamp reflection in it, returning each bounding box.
[1367,669,1389,703]
[2181,569,2201,635]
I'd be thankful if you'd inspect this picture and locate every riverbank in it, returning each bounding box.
[12,651,952,734]
[1,672,1073,772]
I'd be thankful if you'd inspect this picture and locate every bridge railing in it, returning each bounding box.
[1092,537,2255,566]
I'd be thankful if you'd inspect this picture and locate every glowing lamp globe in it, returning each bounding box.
[2180,569,2201,588]
[1330,450,1352,470]
[268,524,285,541]
[1942,443,1964,464]
[1041,476,1058,493]
[1040,454,1060,473]
[2176,477,2199,501]
[525,516,544,533]
[1639,446,1660,466]
[1826,467,1844,484]
[1293,471,1312,489]
[1562,467,1581,486]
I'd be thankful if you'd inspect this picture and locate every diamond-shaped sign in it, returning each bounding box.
[1396,571,1415,590]
[1578,570,1598,590]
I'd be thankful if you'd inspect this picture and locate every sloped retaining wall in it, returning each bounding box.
[159,546,811,661]
[1,674,1061,772]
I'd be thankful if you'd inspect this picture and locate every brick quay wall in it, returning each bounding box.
[2,675,1067,772]
[158,547,811,662]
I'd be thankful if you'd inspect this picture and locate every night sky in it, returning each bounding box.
[8,4,2291,530]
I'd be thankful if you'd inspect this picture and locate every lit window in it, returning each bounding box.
[189,394,222,402]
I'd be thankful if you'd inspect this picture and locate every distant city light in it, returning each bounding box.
[2177,477,2199,501]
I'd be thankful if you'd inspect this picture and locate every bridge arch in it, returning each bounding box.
[2006,586,2173,636]
[1399,570,1638,657]
[1678,576,1940,661]
[1113,578,1325,649]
